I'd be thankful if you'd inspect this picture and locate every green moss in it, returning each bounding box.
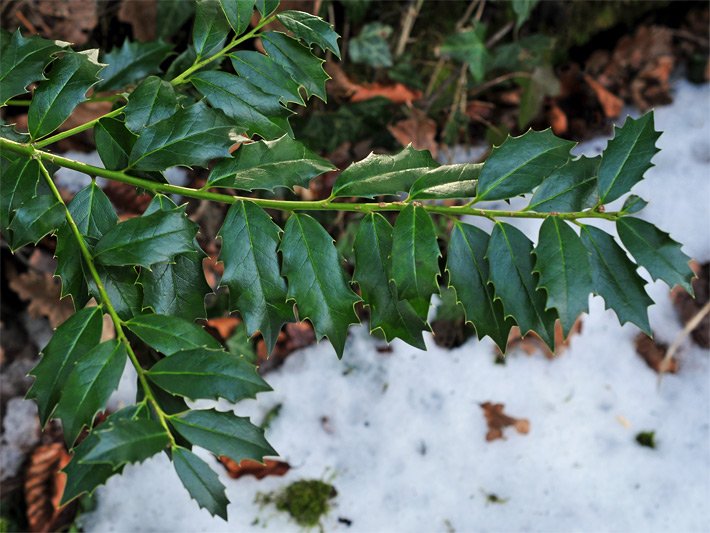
[256,479,337,529]
[636,430,657,449]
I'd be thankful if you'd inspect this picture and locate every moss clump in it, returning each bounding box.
[636,430,657,449]
[256,479,337,529]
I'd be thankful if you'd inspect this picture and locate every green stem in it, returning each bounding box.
[5,99,31,106]
[34,106,125,148]
[170,15,277,85]
[36,158,176,445]
[1,138,621,222]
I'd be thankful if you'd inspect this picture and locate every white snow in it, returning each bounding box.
[82,80,710,533]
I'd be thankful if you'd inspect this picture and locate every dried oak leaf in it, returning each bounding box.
[387,109,438,157]
[583,74,624,118]
[635,333,677,374]
[219,457,290,480]
[36,0,98,45]
[325,62,421,104]
[480,402,530,442]
[24,443,73,533]
[671,261,709,348]
[8,271,74,328]
[118,0,157,42]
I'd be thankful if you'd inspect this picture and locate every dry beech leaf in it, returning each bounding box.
[480,402,530,442]
[219,457,290,480]
[325,62,421,104]
[8,271,74,328]
[25,443,73,533]
[118,0,157,42]
[671,261,709,348]
[584,74,623,118]
[36,0,98,45]
[387,109,438,158]
[634,333,677,374]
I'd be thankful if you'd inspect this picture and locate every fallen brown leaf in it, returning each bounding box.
[8,271,74,328]
[118,0,157,42]
[671,261,709,348]
[635,333,677,374]
[480,402,530,442]
[584,74,623,118]
[387,108,438,157]
[219,457,290,480]
[547,101,568,135]
[325,62,421,105]
[36,0,98,45]
[205,317,240,341]
[25,443,73,533]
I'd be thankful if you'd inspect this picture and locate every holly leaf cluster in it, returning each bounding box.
[0,0,694,521]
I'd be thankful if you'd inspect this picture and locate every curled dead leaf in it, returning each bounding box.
[583,74,623,118]
[219,457,290,480]
[8,271,74,328]
[24,443,73,533]
[635,333,677,374]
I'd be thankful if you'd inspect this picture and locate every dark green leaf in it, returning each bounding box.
[95,117,137,170]
[124,76,179,133]
[55,223,90,309]
[26,307,103,425]
[256,0,279,17]
[208,135,334,191]
[447,222,514,351]
[0,29,63,104]
[55,340,127,447]
[94,207,198,267]
[277,10,340,58]
[349,22,392,68]
[69,182,118,241]
[617,217,694,294]
[96,40,173,91]
[230,51,305,106]
[597,112,661,204]
[147,348,271,402]
[138,194,210,320]
[475,129,576,202]
[219,0,255,36]
[28,50,103,139]
[580,225,653,333]
[140,253,210,321]
[90,265,143,321]
[81,418,170,466]
[332,145,438,198]
[621,195,648,215]
[170,409,276,464]
[8,194,64,250]
[173,447,229,520]
[262,32,329,102]
[353,214,427,349]
[158,0,195,39]
[0,157,41,230]
[527,156,599,212]
[125,313,222,355]
[441,26,488,81]
[391,204,440,311]
[487,222,557,348]
[128,101,235,171]
[517,65,559,129]
[191,71,293,139]
[280,213,360,357]
[218,201,291,353]
[193,0,230,60]
[61,405,146,505]
[534,217,592,335]
[408,163,482,200]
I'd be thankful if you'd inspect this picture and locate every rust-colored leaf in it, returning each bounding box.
[219,457,290,480]
[387,109,438,157]
[8,271,75,328]
[480,402,530,442]
[584,74,623,118]
[635,333,677,374]
[24,443,73,533]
